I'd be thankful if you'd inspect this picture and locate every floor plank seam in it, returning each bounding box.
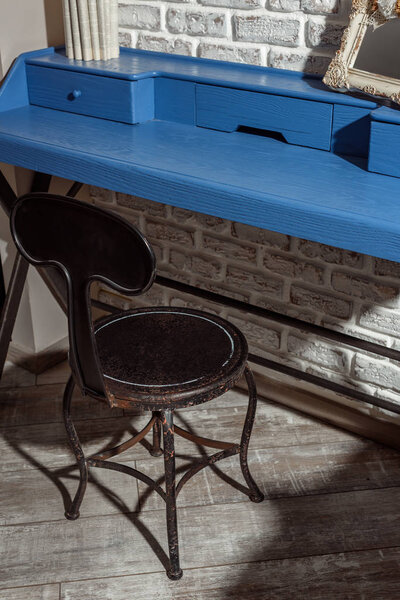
[5,543,400,593]
[3,480,400,529]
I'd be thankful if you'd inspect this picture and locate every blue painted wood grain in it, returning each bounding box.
[4,45,400,263]
[371,106,400,124]
[0,56,29,112]
[131,78,154,124]
[155,78,195,125]
[26,65,154,124]
[332,105,371,158]
[1,106,400,261]
[369,120,400,178]
[368,107,400,178]
[24,47,376,108]
[196,84,332,151]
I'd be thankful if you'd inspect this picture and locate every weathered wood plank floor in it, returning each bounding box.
[1,360,400,599]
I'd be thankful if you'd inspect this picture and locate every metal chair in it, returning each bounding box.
[10,192,264,580]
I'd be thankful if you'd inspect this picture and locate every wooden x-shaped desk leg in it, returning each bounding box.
[0,169,83,379]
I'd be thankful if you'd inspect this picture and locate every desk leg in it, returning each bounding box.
[0,168,69,379]
[0,169,17,215]
[0,253,29,377]
[30,172,52,195]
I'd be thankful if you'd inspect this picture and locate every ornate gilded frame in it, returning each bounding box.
[323,0,400,105]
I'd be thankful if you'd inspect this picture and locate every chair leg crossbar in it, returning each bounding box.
[63,366,264,580]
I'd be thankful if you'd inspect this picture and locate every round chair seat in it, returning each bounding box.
[95,306,248,409]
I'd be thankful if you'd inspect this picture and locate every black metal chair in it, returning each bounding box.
[10,193,264,580]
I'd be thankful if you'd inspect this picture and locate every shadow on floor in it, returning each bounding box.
[3,389,400,597]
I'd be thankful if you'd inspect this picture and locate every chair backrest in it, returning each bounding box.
[11,193,156,398]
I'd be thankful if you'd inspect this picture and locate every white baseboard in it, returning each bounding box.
[8,336,69,374]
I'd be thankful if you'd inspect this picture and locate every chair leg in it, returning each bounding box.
[161,409,183,580]
[150,412,163,457]
[240,366,264,503]
[63,375,88,520]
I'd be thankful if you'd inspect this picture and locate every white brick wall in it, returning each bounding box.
[118,0,351,73]
[90,190,400,406]
[88,3,400,409]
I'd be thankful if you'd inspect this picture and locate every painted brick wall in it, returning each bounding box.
[89,2,400,409]
[90,188,400,407]
[117,0,350,74]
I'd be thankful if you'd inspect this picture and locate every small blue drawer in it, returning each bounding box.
[368,107,400,179]
[26,64,154,124]
[196,84,333,151]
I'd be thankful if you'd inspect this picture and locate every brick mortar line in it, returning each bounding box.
[95,0,400,399]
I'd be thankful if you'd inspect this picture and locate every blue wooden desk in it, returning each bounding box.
[1,47,400,412]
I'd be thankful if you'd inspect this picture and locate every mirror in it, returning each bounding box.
[323,0,400,105]
[354,20,400,79]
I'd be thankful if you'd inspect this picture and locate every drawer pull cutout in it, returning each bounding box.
[237,126,287,143]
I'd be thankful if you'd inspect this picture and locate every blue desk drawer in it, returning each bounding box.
[26,65,154,124]
[196,84,332,151]
[368,110,400,178]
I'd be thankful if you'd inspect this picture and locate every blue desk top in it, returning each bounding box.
[1,47,400,262]
[1,104,400,262]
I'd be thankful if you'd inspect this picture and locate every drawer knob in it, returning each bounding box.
[72,89,82,99]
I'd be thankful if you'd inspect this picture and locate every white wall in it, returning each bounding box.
[0,0,64,78]
[0,0,67,354]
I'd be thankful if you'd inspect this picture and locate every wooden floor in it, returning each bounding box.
[1,362,400,599]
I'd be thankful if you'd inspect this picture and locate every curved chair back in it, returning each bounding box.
[11,193,156,398]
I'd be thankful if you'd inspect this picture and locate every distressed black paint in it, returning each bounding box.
[162,409,182,580]
[11,194,263,580]
[63,375,88,520]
